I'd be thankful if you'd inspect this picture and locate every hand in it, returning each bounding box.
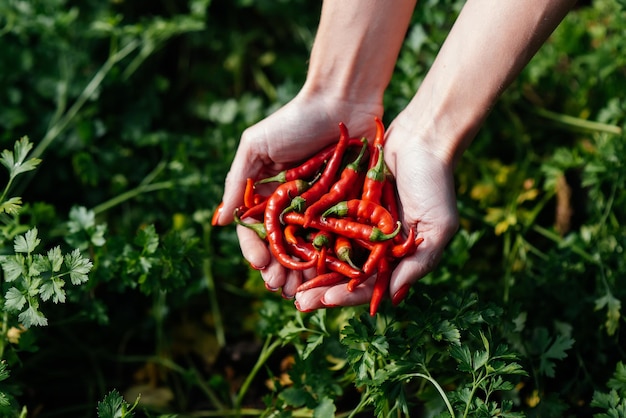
[215,90,382,298]
[294,116,459,310]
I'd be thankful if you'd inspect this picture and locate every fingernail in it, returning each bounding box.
[294,301,313,313]
[250,263,267,271]
[392,284,411,306]
[320,297,338,308]
[282,291,295,300]
[211,202,224,226]
[264,282,279,292]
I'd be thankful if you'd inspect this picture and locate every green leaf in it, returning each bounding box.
[14,228,40,254]
[18,304,48,327]
[136,224,159,254]
[0,136,41,177]
[0,362,9,382]
[595,292,622,336]
[0,255,25,282]
[591,389,622,411]
[302,333,324,360]
[473,350,490,372]
[0,196,23,214]
[65,249,93,285]
[608,362,626,395]
[68,206,97,230]
[39,278,66,303]
[47,246,64,272]
[313,396,336,418]
[4,287,26,312]
[97,389,135,418]
[0,393,10,407]
[538,330,575,378]
[451,345,473,373]
[279,387,309,408]
[433,319,461,345]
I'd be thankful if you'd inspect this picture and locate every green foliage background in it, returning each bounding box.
[0,0,624,417]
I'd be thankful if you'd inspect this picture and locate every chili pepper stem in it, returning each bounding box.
[256,171,287,184]
[370,221,402,242]
[233,210,267,240]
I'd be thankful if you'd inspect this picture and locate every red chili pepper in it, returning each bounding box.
[316,246,328,275]
[253,193,266,205]
[363,116,385,175]
[288,237,363,280]
[322,199,396,234]
[334,236,360,270]
[381,176,403,244]
[372,116,385,155]
[244,178,256,209]
[256,138,365,184]
[265,180,318,270]
[296,272,347,293]
[369,256,391,316]
[282,212,401,242]
[283,122,352,214]
[241,199,267,220]
[211,202,224,226]
[347,242,388,291]
[354,232,423,260]
[390,228,424,258]
[361,144,386,203]
[303,139,368,227]
[381,175,399,217]
[283,224,300,245]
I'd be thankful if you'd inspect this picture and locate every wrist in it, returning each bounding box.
[391,95,481,169]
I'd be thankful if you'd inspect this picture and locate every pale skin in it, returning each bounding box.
[215,0,576,310]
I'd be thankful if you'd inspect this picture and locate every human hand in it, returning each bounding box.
[214,91,382,298]
[294,116,460,311]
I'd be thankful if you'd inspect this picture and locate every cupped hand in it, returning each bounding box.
[215,91,382,297]
[295,116,460,310]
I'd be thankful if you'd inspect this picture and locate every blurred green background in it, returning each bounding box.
[0,0,624,417]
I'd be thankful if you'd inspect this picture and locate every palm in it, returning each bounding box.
[295,119,459,310]
[218,93,382,297]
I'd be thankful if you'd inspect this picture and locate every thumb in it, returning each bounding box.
[388,226,454,304]
[216,143,264,226]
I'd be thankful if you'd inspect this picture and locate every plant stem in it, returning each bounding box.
[401,373,455,417]
[204,221,225,347]
[30,39,140,161]
[91,180,175,215]
[346,388,371,418]
[233,335,282,416]
[117,354,225,410]
[532,224,599,265]
[533,107,623,135]
[0,177,14,206]
[0,311,7,360]
[190,408,318,417]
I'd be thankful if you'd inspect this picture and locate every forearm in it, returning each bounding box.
[302,0,417,106]
[397,0,576,165]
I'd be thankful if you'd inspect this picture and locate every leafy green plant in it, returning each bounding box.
[0,0,623,416]
[97,390,140,418]
[591,362,626,418]
[0,137,94,416]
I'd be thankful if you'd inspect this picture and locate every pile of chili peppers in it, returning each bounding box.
[221,118,422,316]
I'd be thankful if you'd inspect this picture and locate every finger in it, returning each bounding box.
[260,259,288,291]
[320,277,375,307]
[282,269,303,299]
[388,237,443,303]
[218,139,265,226]
[295,287,328,312]
[236,224,271,271]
